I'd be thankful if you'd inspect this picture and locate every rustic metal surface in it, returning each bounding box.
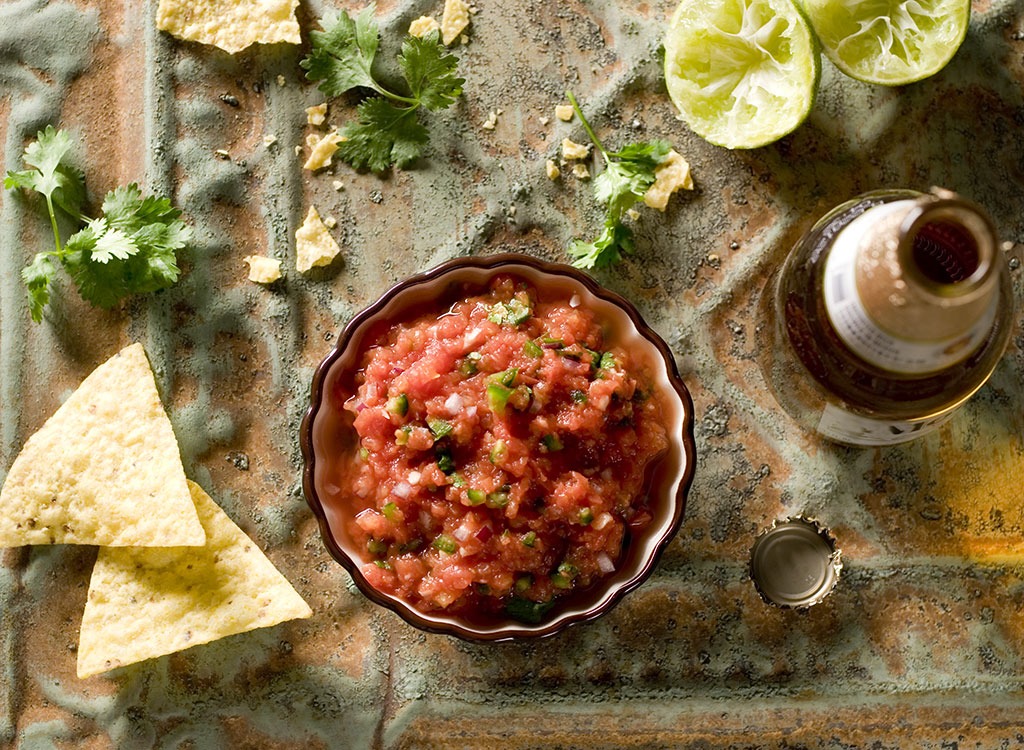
[2,0,1024,747]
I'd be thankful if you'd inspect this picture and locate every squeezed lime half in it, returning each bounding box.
[663,0,819,150]
[801,0,970,85]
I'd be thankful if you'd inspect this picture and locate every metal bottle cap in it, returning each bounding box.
[749,516,842,609]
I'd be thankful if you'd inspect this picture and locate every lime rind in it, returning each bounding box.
[801,0,970,85]
[664,0,819,149]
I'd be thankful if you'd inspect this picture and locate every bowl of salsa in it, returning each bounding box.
[301,253,695,640]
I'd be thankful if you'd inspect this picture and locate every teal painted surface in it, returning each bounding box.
[1,0,1024,747]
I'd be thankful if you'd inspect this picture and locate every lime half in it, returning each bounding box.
[664,0,819,150]
[801,0,970,85]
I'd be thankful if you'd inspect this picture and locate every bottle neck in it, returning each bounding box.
[823,192,1001,375]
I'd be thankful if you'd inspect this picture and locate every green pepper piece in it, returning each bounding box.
[523,339,544,358]
[387,393,409,417]
[432,534,458,554]
[427,416,454,439]
[505,596,555,624]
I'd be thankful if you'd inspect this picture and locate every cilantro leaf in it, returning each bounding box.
[338,91,430,173]
[21,253,57,323]
[301,7,464,171]
[301,5,381,97]
[398,31,464,111]
[569,221,635,271]
[5,128,191,321]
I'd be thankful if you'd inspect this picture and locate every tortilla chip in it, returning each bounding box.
[156,0,301,54]
[77,481,313,678]
[295,205,342,273]
[0,343,204,548]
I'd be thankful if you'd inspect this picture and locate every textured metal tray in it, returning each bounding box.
[2,0,1024,747]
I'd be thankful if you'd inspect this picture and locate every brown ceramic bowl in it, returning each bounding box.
[300,253,696,641]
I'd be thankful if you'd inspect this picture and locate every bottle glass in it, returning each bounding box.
[760,188,1015,446]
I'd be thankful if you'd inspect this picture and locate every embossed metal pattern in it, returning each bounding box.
[1,0,1023,747]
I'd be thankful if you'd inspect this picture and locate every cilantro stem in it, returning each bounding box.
[375,87,418,107]
[566,90,609,162]
[43,193,64,257]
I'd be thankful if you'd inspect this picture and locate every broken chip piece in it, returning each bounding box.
[295,205,342,273]
[156,0,301,54]
[76,480,312,678]
[244,255,283,284]
[643,149,694,211]
[0,343,204,548]
[303,131,344,171]
[409,15,441,38]
[305,103,327,127]
[441,0,471,45]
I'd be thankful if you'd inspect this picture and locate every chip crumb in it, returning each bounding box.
[304,131,345,171]
[482,111,499,130]
[277,74,286,87]
[323,216,337,229]
[626,208,641,221]
[561,138,590,161]
[263,134,278,148]
[156,0,301,53]
[643,149,694,211]
[296,205,342,273]
[545,159,560,180]
[555,104,574,122]
[243,255,283,284]
[409,15,440,38]
[305,103,327,127]
[572,163,590,180]
[214,149,231,160]
[332,180,345,191]
[539,116,550,126]
[293,145,303,156]
[441,0,471,45]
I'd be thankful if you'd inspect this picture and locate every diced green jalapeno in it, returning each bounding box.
[514,574,533,593]
[436,450,456,474]
[542,434,563,452]
[505,596,554,624]
[552,561,578,588]
[487,383,513,415]
[489,439,507,463]
[432,534,458,554]
[486,488,510,509]
[395,425,412,446]
[578,507,594,525]
[599,351,617,369]
[367,539,388,556]
[570,389,588,404]
[466,488,487,505]
[374,559,392,570]
[386,393,408,417]
[359,446,371,460]
[427,416,454,439]
[523,340,544,358]
[521,531,537,547]
[382,502,398,521]
[450,473,467,488]
[460,352,481,376]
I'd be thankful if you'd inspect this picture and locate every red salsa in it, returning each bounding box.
[323,276,669,623]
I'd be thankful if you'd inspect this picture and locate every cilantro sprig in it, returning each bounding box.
[301,4,465,172]
[5,126,191,322]
[565,92,672,271]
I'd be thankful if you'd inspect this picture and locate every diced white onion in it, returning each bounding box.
[569,293,581,308]
[392,481,412,498]
[407,471,421,486]
[445,393,464,414]
[596,552,615,573]
[453,523,473,542]
[593,512,614,531]
[465,405,478,418]
[463,327,485,349]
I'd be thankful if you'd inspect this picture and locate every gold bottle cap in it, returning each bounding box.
[749,516,842,609]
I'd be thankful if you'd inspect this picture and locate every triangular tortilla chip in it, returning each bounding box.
[77,481,313,678]
[0,343,204,547]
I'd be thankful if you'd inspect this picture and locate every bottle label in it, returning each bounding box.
[822,202,996,374]
[816,402,955,446]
